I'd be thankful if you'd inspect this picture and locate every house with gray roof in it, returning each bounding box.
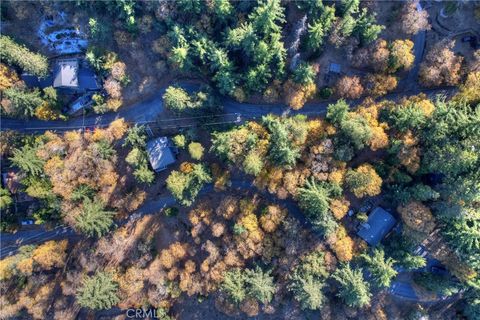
[146,137,176,172]
[357,207,397,246]
[53,58,100,93]
[22,57,100,94]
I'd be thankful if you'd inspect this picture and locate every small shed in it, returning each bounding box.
[146,137,176,172]
[357,207,396,246]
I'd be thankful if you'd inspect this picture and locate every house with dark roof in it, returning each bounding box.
[357,207,397,246]
[146,137,176,172]
[53,58,100,93]
[21,57,101,93]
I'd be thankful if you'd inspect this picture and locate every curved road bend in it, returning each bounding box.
[0,179,439,303]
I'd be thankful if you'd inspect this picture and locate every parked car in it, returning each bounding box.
[68,93,95,116]
[21,219,34,226]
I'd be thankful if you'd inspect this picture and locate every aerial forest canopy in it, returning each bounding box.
[0,0,480,319]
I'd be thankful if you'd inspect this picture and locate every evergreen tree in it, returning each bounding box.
[297,0,325,17]
[339,14,356,38]
[212,0,233,22]
[249,0,286,35]
[176,0,203,15]
[297,179,337,236]
[326,100,349,125]
[306,20,325,51]
[289,275,325,310]
[133,165,155,185]
[94,140,116,160]
[71,185,96,202]
[166,163,212,206]
[332,263,371,308]
[76,272,119,309]
[293,62,317,85]
[288,250,328,310]
[0,36,49,77]
[339,0,360,16]
[306,6,336,51]
[3,87,44,118]
[354,9,384,44]
[263,116,307,169]
[345,164,382,198]
[243,151,264,176]
[361,248,398,288]
[221,268,247,304]
[163,86,191,113]
[10,144,45,176]
[75,198,115,237]
[225,23,257,54]
[339,114,372,150]
[170,45,190,70]
[245,267,276,304]
[387,104,427,132]
[444,217,480,261]
[0,187,13,210]
[123,125,147,148]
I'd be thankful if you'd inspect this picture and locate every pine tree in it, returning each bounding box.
[75,198,115,237]
[332,263,371,308]
[123,125,147,147]
[0,187,13,210]
[245,267,276,304]
[3,87,44,118]
[134,165,155,185]
[249,0,286,35]
[0,36,49,77]
[77,272,120,309]
[293,62,317,85]
[163,86,191,113]
[10,144,45,176]
[297,179,337,236]
[361,248,397,288]
[221,268,247,304]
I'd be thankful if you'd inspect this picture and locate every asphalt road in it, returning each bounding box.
[0,179,309,259]
[0,175,432,302]
[0,5,444,302]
